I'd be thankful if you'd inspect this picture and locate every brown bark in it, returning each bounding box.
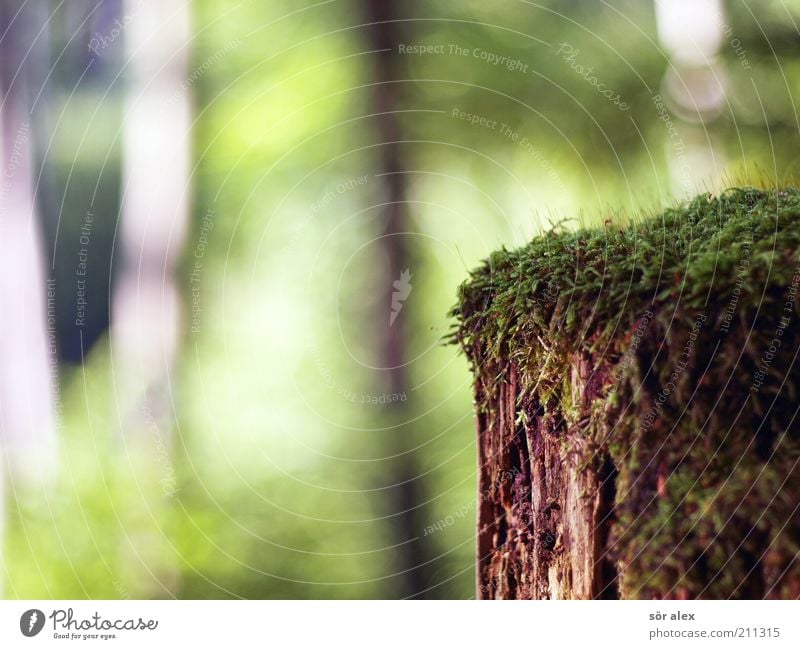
[476,355,619,599]
[473,335,800,600]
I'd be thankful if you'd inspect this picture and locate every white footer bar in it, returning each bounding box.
[0,600,797,648]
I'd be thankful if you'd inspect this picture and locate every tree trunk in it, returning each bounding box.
[111,0,191,597]
[0,0,58,598]
[114,0,191,405]
[0,0,58,486]
[454,188,800,599]
[363,0,431,598]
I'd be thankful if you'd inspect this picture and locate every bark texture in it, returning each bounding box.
[475,353,620,599]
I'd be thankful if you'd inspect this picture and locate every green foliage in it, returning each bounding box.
[7,0,800,600]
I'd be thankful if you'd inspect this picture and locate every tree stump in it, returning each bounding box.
[451,188,800,599]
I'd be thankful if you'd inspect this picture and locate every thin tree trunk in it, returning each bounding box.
[364,0,430,599]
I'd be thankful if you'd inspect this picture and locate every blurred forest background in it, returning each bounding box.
[0,0,799,598]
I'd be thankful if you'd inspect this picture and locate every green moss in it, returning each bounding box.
[452,187,800,598]
[451,188,800,365]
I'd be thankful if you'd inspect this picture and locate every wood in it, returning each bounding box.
[456,190,800,600]
[476,359,618,599]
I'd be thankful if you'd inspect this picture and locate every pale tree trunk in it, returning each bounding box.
[0,0,58,597]
[112,0,191,596]
[0,2,58,491]
[115,0,191,407]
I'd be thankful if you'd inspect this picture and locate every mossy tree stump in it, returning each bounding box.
[452,189,800,599]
